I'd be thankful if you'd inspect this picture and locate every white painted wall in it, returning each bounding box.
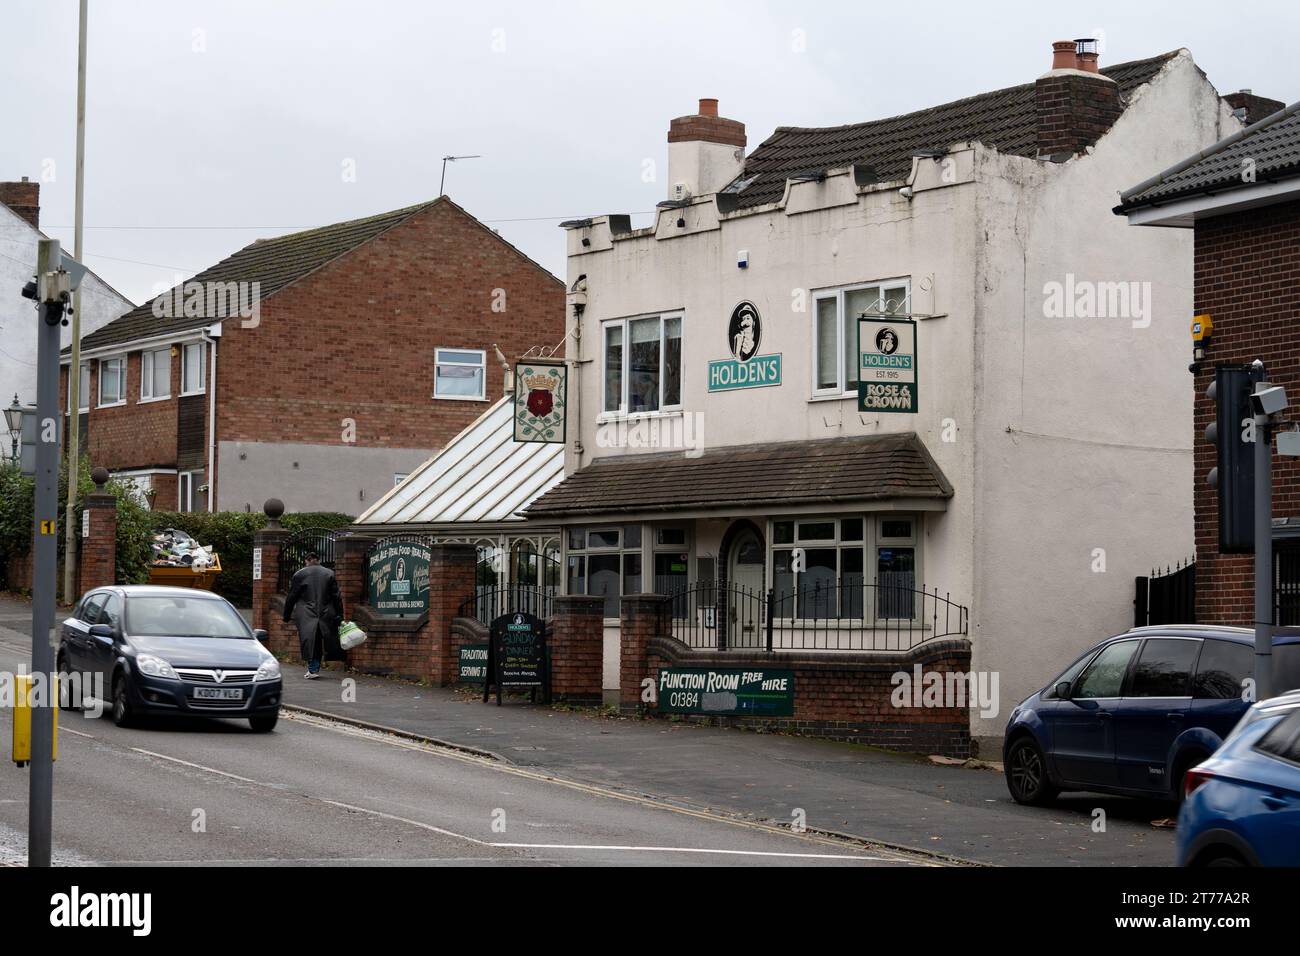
[0,203,133,423]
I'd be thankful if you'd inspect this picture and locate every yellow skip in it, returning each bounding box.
[12,674,58,767]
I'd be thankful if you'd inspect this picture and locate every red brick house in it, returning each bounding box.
[62,197,565,513]
[1118,97,1299,625]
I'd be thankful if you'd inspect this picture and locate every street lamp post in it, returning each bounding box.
[4,393,21,464]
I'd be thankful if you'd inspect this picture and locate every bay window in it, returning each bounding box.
[812,280,909,396]
[602,313,682,414]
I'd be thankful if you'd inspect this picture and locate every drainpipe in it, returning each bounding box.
[202,324,220,512]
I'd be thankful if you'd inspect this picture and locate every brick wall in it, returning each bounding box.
[80,492,117,591]
[548,594,604,703]
[1193,200,1300,623]
[1035,73,1123,158]
[212,200,564,504]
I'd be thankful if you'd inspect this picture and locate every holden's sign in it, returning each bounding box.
[367,538,431,617]
[857,316,917,414]
[513,362,567,443]
[708,301,782,391]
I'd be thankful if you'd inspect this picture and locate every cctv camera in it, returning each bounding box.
[1251,384,1288,417]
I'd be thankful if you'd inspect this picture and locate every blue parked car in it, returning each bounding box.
[1003,625,1300,805]
[1177,692,1300,866]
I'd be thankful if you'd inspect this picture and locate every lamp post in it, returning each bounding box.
[4,393,21,464]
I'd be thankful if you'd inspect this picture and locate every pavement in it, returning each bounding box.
[0,594,1179,866]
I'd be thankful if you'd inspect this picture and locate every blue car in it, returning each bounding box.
[1003,625,1300,805]
[1177,693,1300,866]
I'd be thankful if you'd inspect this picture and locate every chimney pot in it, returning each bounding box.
[1051,40,1078,71]
[0,178,40,230]
[698,98,719,117]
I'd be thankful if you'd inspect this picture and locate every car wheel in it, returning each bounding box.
[111,675,134,728]
[1006,736,1059,806]
[1198,849,1247,867]
[249,713,279,733]
[1172,751,1209,803]
[57,655,79,711]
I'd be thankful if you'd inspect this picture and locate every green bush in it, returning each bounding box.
[145,510,354,607]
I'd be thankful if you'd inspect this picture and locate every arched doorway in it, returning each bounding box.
[720,520,765,649]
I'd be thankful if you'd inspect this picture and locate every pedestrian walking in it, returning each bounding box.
[282,550,344,679]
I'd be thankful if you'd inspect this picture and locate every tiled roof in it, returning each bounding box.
[523,433,953,519]
[356,395,565,526]
[722,52,1181,209]
[1118,102,1300,210]
[76,199,442,352]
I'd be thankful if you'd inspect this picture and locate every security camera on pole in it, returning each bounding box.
[18,237,86,867]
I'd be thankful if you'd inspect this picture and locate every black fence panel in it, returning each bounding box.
[278,527,347,592]
[1134,559,1195,628]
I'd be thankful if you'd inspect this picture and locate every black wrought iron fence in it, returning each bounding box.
[458,585,556,624]
[657,578,968,652]
[1134,558,1195,627]
[278,527,347,592]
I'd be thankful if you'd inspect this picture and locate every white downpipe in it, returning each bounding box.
[203,325,220,512]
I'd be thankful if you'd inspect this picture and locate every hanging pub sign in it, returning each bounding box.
[857,315,918,413]
[708,301,782,391]
[366,538,431,617]
[483,612,549,706]
[656,667,795,717]
[513,361,567,443]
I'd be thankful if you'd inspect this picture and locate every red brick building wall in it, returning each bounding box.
[1192,200,1300,623]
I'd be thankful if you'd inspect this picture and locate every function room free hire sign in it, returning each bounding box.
[858,314,918,413]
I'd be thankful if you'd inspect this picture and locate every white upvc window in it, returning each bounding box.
[181,342,205,395]
[601,312,683,415]
[141,348,171,400]
[178,470,206,513]
[812,279,910,397]
[98,357,126,407]
[67,362,90,413]
[433,348,486,400]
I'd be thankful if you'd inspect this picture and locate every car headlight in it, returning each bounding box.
[137,654,178,679]
[254,657,281,682]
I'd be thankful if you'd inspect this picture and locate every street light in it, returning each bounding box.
[4,393,21,464]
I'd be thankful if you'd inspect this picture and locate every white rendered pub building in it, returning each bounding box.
[528,42,1247,742]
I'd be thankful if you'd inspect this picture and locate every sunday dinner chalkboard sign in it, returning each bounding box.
[483,612,549,706]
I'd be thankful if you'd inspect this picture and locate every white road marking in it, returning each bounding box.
[319,798,487,845]
[129,748,261,785]
[61,726,95,739]
[491,843,891,861]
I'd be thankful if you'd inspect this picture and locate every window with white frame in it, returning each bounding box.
[141,348,171,400]
[812,280,909,396]
[565,525,643,617]
[433,348,486,400]
[67,363,90,413]
[602,314,682,414]
[181,342,205,394]
[770,514,919,620]
[98,357,126,406]
[178,470,206,512]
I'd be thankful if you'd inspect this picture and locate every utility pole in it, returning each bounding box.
[1252,364,1280,702]
[24,238,71,868]
[62,0,89,605]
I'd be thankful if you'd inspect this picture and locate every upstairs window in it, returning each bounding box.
[141,348,171,400]
[813,280,909,396]
[602,314,682,414]
[182,342,205,395]
[434,348,486,400]
[98,357,126,406]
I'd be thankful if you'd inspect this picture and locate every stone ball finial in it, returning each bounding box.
[91,466,110,489]
[263,498,285,528]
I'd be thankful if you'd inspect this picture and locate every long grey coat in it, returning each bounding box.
[283,563,345,663]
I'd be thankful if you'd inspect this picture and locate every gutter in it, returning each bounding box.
[1116,100,1300,213]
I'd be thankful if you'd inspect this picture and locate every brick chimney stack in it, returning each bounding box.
[0,177,40,230]
[667,98,747,199]
[1035,39,1123,160]
[1223,89,1285,125]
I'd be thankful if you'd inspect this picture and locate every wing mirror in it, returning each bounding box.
[88,623,115,639]
[253,629,269,643]
[1055,680,1073,700]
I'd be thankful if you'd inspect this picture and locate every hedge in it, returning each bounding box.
[146,511,354,607]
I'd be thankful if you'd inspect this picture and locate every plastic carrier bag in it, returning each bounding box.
[338,620,367,651]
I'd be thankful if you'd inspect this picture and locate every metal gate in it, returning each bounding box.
[1134,559,1196,627]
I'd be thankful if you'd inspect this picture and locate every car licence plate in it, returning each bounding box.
[193,687,244,701]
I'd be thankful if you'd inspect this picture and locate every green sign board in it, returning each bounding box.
[513,362,567,443]
[458,643,488,684]
[707,354,782,391]
[367,539,431,617]
[657,667,794,717]
[857,316,917,413]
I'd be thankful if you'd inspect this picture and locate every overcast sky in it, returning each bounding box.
[2,0,1295,305]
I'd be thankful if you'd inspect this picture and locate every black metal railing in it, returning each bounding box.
[657,578,968,652]
[278,527,348,592]
[458,584,557,624]
[1134,558,1195,627]
[1276,545,1300,626]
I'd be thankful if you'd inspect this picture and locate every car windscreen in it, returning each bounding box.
[125,596,251,639]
